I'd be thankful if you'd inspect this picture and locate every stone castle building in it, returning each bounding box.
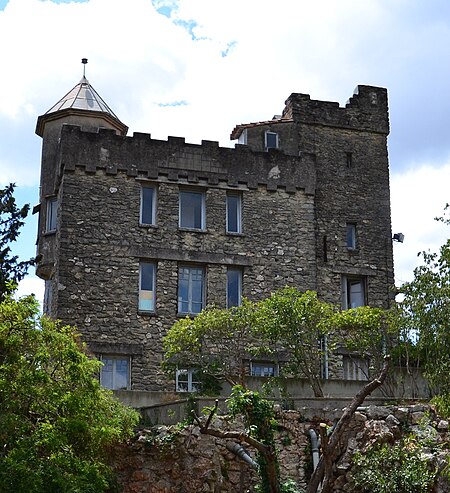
[34,68,394,392]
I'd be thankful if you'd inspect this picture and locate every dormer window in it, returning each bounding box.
[265,131,279,150]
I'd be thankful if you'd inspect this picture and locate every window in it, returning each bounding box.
[178,266,205,314]
[176,368,201,392]
[100,355,130,390]
[226,192,242,233]
[46,197,57,232]
[139,262,155,312]
[237,128,247,145]
[346,223,356,249]
[265,131,279,150]
[227,268,242,308]
[179,190,205,230]
[250,362,279,377]
[342,276,366,309]
[343,355,369,381]
[140,186,156,225]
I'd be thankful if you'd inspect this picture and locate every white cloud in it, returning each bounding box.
[16,275,45,308]
[391,162,450,286]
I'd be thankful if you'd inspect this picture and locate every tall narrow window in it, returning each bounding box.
[346,223,356,249]
[100,355,130,390]
[265,131,279,150]
[226,193,242,233]
[139,262,155,312]
[178,266,205,314]
[46,197,57,233]
[342,276,366,309]
[179,191,205,230]
[346,152,353,168]
[140,186,156,225]
[227,268,242,308]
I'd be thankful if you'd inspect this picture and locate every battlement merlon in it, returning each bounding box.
[231,85,389,140]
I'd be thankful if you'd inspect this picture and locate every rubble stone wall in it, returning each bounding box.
[111,404,450,493]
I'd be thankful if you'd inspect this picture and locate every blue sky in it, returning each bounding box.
[1,0,449,303]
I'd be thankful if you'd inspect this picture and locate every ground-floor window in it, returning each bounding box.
[176,368,201,392]
[343,355,369,381]
[100,355,130,390]
[250,361,279,377]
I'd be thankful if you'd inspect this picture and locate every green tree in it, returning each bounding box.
[0,183,34,297]
[255,288,335,398]
[399,205,450,401]
[163,299,258,388]
[0,293,139,493]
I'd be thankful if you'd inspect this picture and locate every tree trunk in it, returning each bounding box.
[306,356,390,493]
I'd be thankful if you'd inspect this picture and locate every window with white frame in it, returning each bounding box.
[227,268,242,308]
[346,223,356,249]
[342,276,366,309]
[343,355,369,381]
[140,186,156,225]
[45,197,57,233]
[178,266,205,314]
[100,355,130,390]
[250,361,279,377]
[176,368,201,392]
[265,131,279,150]
[139,262,156,312]
[226,192,242,233]
[179,190,205,230]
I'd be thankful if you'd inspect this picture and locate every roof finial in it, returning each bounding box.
[81,58,88,78]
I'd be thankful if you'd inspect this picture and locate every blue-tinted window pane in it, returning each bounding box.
[346,223,356,249]
[100,357,129,390]
[265,132,278,149]
[227,194,241,233]
[139,263,155,311]
[141,187,155,225]
[180,191,204,229]
[227,269,241,308]
[178,266,204,313]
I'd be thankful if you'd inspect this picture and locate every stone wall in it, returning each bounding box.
[111,403,450,493]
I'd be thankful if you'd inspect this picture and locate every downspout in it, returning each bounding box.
[226,442,259,470]
[309,429,320,471]
[323,335,329,380]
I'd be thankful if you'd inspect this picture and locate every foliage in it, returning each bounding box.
[164,287,397,398]
[0,293,139,493]
[163,299,258,387]
[399,205,450,395]
[227,385,280,493]
[254,289,336,397]
[351,437,437,493]
[0,183,34,297]
[333,305,402,377]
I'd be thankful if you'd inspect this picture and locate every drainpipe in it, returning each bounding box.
[323,335,329,380]
[309,429,320,471]
[226,442,259,470]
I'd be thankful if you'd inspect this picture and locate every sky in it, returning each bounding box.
[1,0,449,305]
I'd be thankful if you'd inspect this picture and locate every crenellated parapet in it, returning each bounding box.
[57,124,317,194]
